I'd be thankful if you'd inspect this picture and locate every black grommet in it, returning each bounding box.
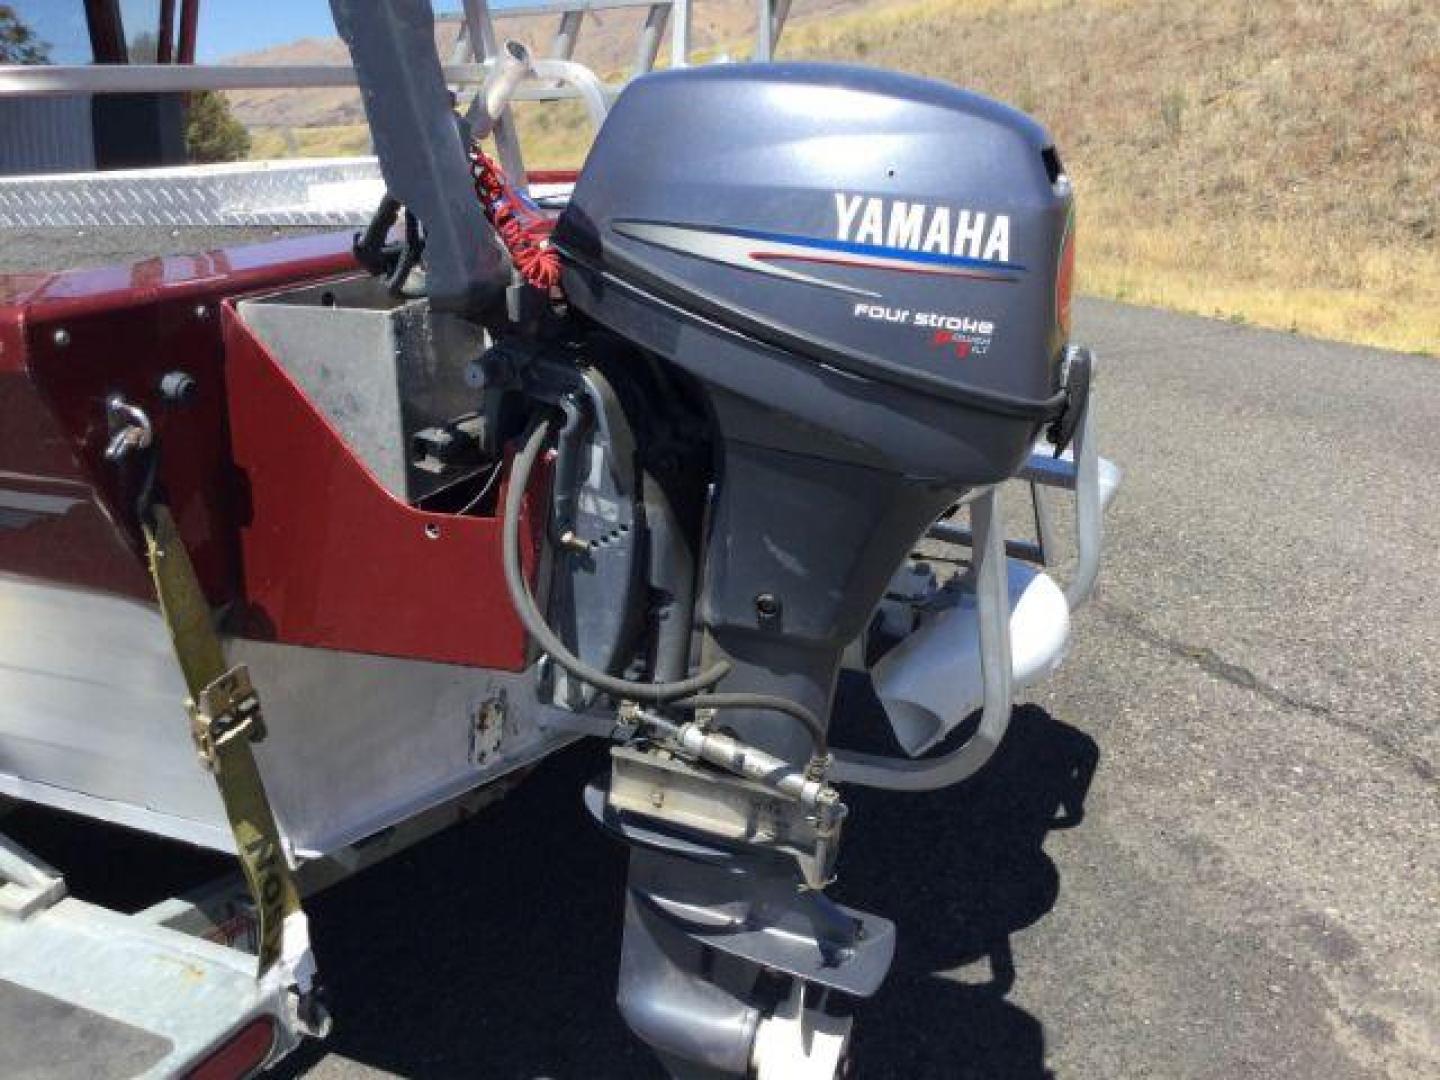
[755,592,782,628]
[159,371,197,405]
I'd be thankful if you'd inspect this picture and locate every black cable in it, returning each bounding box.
[672,692,828,758]
[353,194,400,276]
[501,416,731,703]
[385,209,425,296]
[133,440,160,529]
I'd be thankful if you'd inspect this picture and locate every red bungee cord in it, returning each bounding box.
[468,141,563,292]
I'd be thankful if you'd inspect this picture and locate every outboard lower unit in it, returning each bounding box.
[324,12,1108,1074]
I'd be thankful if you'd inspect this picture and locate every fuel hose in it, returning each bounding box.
[502,415,830,762]
[501,416,730,702]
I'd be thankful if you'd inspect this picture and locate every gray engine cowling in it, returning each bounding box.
[556,62,1080,766]
[555,61,1076,487]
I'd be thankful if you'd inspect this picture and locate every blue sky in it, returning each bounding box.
[196,1,346,59]
[13,2,483,63]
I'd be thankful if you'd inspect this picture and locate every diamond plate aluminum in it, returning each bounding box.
[0,158,386,229]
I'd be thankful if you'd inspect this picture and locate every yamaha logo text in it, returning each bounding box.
[835,193,1012,264]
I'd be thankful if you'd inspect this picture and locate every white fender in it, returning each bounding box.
[873,561,1070,758]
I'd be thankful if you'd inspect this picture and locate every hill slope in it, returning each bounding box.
[233,0,1439,354]
[224,0,864,130]
[781,0,1439,354]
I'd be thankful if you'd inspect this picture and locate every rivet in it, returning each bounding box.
[194,304,210,320]
[52,328,70,347]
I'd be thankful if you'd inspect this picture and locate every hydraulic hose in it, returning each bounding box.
[502,416,731,703]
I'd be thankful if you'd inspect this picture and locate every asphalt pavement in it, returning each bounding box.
[275,298,1440,1080]
[3,229,1436,1079]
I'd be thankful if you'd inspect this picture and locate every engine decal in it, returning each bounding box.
[612,219,882,296]
[852,303,997,358]
[612,214,1024,295]
[833,193,1021,273]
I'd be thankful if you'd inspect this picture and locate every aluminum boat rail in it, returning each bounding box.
[0,0,795,229]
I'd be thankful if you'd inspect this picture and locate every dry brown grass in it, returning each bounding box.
[248,124,370,159]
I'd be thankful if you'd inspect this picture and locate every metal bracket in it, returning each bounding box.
[103,394,153,463]
[0,833,67,919]
[189,665,266,772]
[469,694,508,766]
[598,745,841,889]
[926,346,1122,608]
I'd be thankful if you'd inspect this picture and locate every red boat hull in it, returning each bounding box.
[0,232,533,671]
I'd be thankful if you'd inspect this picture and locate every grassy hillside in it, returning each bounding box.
[230,0,866,130]
[781,0,1439,354]
[252,0,1440,355]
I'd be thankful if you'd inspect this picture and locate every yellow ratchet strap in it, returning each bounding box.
[143,504,303,979]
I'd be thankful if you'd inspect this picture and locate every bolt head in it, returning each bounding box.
[52,328,70,347]
[159,370,197,404]
[754,592,782,621]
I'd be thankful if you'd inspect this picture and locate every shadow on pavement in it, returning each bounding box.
[832,684,1100,1079]
[1,684,1097,1079]
[273,686,1099,1079]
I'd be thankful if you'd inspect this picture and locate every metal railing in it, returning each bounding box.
[0,0,794,226]
[0,59,609,132]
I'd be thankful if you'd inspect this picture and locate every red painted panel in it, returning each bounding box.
[0,233,357,600]
[0,230,544,670]
[221,306,537,671]
[1,233,357,318]
[23,290,245,599]
[527,169,581,185]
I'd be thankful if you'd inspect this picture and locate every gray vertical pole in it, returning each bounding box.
[1064,363,1103,610]
[448,16,471,65]
[328,0,508,314]
[754,0,773,61]
[633,3,671,76]
[549,9,585,91]
[1030,481,1057,566]
[461,0,529,189]
[670,0,692,68]
[769,0,792,56]
[549,9,585,61]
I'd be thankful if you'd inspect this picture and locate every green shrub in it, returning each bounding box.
[187,90,252,163]
[0,4,49,64]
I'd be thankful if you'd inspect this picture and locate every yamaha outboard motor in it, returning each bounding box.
[327,7,1101,1068]
[551,63,1078,1077]
[558,63,1072,758]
